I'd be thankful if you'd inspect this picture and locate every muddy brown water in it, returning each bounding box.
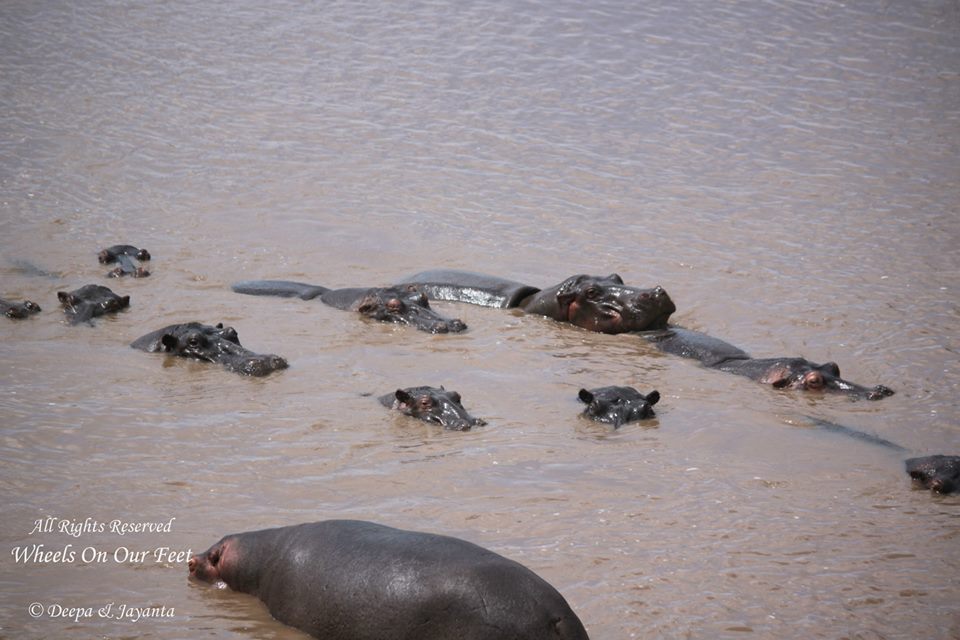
[2,1,959,638]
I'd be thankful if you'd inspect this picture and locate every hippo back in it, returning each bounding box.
[396,270,540,308]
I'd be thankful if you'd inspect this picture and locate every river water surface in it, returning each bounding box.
[2,1,959,638]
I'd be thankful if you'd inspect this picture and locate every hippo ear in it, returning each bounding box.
[820,361,841,377]
[160,334,178,352]
[395,389,413,405]
[607,273,624,284]
[645,390,660,406]
[56,291,72,304]
[578,389,594,404]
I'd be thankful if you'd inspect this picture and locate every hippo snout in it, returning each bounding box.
[230,354,289,377]
[868,385,895,400]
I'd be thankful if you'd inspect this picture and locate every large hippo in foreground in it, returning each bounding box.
[378,386,486,431]
[131,322,288,376]
[232,281,467,334]
[396,270,675,333]
[649,327,894,400]
[189,520,590,640]
[57,284,129,325]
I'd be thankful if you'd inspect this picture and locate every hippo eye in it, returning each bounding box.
[187,335,202,349]
[387,299,403,313]
[209,548,220,565]
[585,287,600,299]
[418,397,434,410]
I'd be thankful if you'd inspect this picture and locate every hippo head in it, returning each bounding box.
[757,359,894,401]
[5,300,41,318]
[555,274,675,334]
[578,386,660,428]
[356,286,467,334]
[905,455,960,494]
[383,386,486,431]
[189,535,252,590]
[143,322,288,376]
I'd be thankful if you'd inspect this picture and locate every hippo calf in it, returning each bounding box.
[396,270,675,333]
[379,386,486,430]
[1,297,41,319]
[578,386,660,428]
[189,520,590,640]
[905,455,960,494]
[99,244,150,278]
[131,322,288,376]
[57,284,129,325]
[232,280,467,334]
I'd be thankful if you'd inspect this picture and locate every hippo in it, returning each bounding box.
[379,386,486,430]
[905,455,960,494]
[131,322,288,376]
[98,244,150,278]
[648,327,894,400]
[0,297,41,319]
[578,386,660,428]
[232,281,467,334]
[396,269,675,333]
[57,284,129,325]
[188,519,590,640]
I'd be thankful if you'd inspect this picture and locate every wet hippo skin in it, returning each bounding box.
[0,297,41,319]
[905,455,960,494]
[57,284,129,325]
[379,386,486,430]
[396,269,675,333]
[98,244,151,278]
[649,327,894,400]
[131,322,288,376]
[232,280,467,334]
[578,386,660,428]
[189,520,590,640]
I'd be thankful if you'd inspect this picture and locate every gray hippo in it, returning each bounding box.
[649,327,894,401]
[395,270,675,333]
[98,244,150,278]
[905,455,960,494]
[379,386,486,431]
[0,297,41,319]
[188,520,590,640]
[232,281,467,334]
[578,386,660,428]
[57,284,129,325]
[131,322,288,376]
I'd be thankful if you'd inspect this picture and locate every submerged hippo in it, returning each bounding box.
[98,244,151,278]
[189,520,590,640]
[649,327,894,400]
[131,322,288,376]
[379,386,486,430]
[57,284,129,325]
[0,297,41,319]
[396,270,675,333]
[905,455,960,494]
[578,386,660,428]
[232,281,467,334]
